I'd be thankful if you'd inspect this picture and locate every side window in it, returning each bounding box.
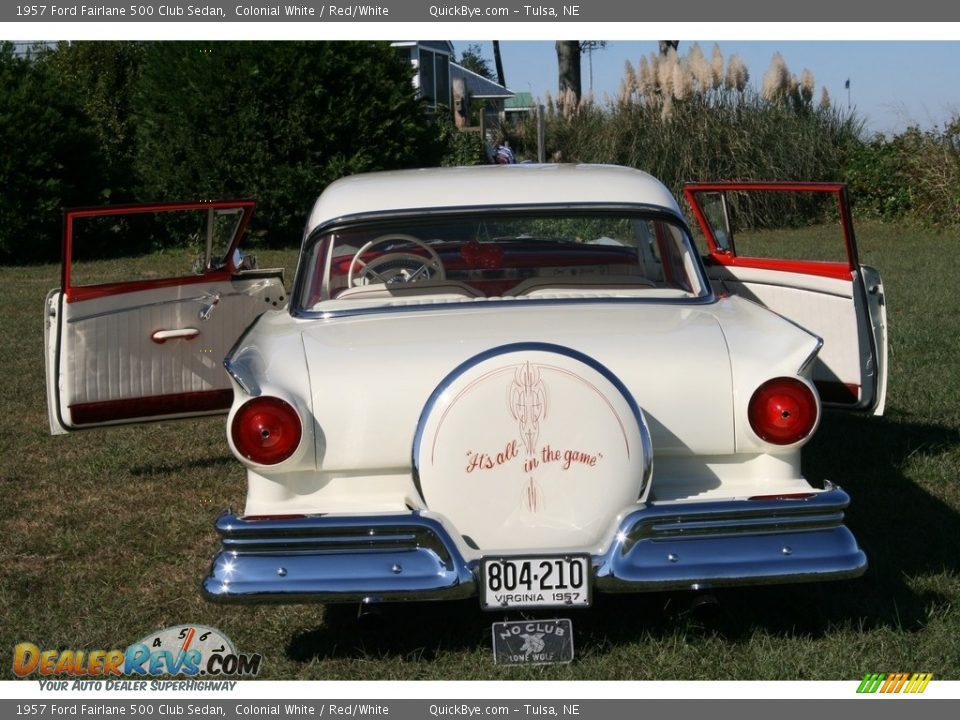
[685,185,854,268]
[720,189,848,264]
[65,203,253,292]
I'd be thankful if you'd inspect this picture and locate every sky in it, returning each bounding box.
[453,40,960,136]
[6,22,958,136]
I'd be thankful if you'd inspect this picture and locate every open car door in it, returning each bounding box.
[684,182,887,414]
[44,201,286,434]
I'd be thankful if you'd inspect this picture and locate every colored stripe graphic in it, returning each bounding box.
[857,673,885,693]
[906,673,933,693]
[881,672,907,693]
[857,672,932,693]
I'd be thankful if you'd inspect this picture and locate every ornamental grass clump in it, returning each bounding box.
[613,43,752,117]
[513,43,863,221]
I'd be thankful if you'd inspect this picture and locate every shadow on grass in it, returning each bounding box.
[129,454,235,477]
[285,411,960,662]
[664,410,960,642]
[802,412,960,626]
[287,601,495,661]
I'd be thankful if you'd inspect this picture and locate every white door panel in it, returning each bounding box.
[45,200,286,433]
[709,263,854,298]
[685,182,887,414]
[709,265,874,408]
[52,277,281,430]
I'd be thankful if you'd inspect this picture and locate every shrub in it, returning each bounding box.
[0,43,106,262]
[39,42,145,206]
[843,134,914,221]
[436,107,487,166]
[844,120,960,226]
[132,41,446,247]
[898,121,960,226]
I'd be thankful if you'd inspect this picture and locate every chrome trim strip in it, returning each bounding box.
[291,293,719,322]
[67,293,213,323]
[67,286,279,324]
[798,335,826,375]
[223,358,257,397]
[203,488,867,604]
[221,314,265,397]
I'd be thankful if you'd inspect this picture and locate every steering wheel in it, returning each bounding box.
[347,233,446,287]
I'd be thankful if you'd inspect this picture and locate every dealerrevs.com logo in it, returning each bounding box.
[857,673,933,694]
[13,625,262,681]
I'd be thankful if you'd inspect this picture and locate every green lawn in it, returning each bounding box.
[2,222,958,680]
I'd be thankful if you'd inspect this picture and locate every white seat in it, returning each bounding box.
[507,275,656,297]
[335,281,483,300]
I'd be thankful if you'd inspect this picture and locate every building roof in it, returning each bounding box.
[450,63,514,99]
[391,41,454,56]
[505,92,535,111]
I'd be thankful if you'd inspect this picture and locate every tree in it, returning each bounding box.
[555,41,582,102]
[555,41,609,101]
[41,41,145,203]
[493,41,506,88]
[579,41,607,93]
[659,41,680,56]
[459,43,494,80]
[0,43,105,262]
[132,42,445,245]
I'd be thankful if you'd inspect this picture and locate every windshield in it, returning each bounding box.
[295,210,708,313]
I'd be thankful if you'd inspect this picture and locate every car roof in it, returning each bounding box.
[305,164,683,232]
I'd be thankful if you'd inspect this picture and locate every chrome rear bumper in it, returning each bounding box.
[202,513,476,603]
[202,486,866,604]
[594,486,866,591]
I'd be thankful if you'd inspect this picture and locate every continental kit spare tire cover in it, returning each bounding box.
[413,343,652,551]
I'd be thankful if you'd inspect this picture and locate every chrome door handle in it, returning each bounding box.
[151,328,200,344]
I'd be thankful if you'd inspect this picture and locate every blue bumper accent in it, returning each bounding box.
[202,486,866,604]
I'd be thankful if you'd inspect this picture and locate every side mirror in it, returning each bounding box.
[232,248,259,271]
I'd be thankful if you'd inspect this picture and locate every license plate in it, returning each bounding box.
[480,555,591,609]
[492,618,574,665]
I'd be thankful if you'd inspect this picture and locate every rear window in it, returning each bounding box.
[296,210,708,313]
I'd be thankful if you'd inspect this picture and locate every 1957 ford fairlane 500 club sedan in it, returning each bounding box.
[45,164,886,611]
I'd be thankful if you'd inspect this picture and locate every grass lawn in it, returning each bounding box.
[1,223,958,681]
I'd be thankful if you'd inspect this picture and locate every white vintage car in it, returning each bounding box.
[45,165,887,611]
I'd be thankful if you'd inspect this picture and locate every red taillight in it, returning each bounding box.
[748,378,818,445]
[231,397,302,465]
